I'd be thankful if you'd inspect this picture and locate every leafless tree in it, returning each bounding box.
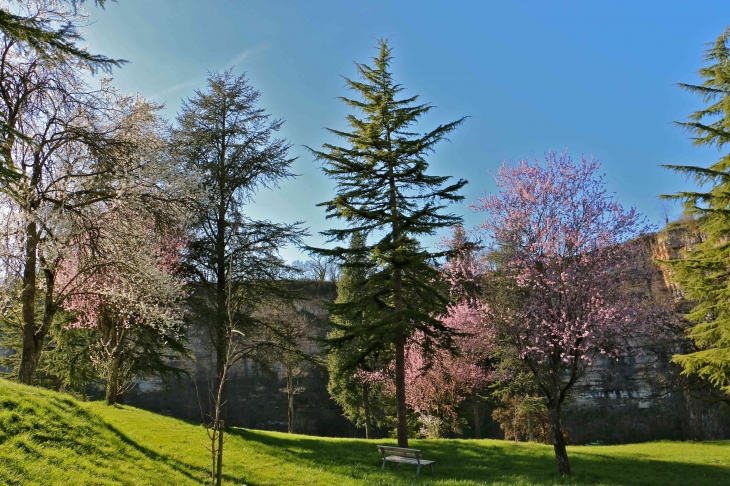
[257,302,316,433]
[656,198,676,226]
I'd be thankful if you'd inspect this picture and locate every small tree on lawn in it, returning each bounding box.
[473,151,651,474]
[309,39,467,447]
[257,302,315,434]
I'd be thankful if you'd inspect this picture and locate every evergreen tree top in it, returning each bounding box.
[664,26,730,190]
[308,39,467,251]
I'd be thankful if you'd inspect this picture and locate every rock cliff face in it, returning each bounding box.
[126,282,358,437]
[127,230,730,442]
[563,226,730,444]
[652,224,705,299]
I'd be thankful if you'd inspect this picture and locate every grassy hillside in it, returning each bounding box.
[1,379,729,485]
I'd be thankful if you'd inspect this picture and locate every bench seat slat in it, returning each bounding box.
[385,456,434,465]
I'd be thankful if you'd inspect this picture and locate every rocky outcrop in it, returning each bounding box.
[126,281,357,437]
[562,225,730,444]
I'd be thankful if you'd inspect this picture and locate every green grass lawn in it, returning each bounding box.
[0,379,728,485]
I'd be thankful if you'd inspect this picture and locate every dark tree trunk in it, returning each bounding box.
[18,221,40,385]
[106,354,121,405]
[548,403,571,475]
[18,230,58,385]
[473,401,481,439]
[527,410,534,442]
[395,333,408,447]
[286,365,295,433]
[362,382,372,439]
[18,329,42,385]
[214,190,229,422]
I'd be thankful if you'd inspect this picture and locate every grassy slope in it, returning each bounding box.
[0,380,729,485]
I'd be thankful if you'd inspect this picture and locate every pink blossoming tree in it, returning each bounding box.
[473,151,652,475]
[405,301,491,435]
[59,207,188,404]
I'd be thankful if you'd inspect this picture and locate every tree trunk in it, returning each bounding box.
[362,382,372,439]
[18,221,40,384]
[216,420,224,486]
[527,410,534,442]
[387,126,408,448]
[548,404,571,475]
[106,354,121,405]
[215,191,229,422]
[395,333,408,447]
[18,230,59,385]
[215,326,229,422]
[210,428,218,486]
[18,325,43,385]
[473,401,481,439]
[287,365,294,433]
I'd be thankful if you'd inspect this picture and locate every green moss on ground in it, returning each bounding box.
[0,379,728,485]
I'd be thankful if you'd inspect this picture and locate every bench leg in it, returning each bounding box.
[416,464,421,475]
[430,464,434,474]
[381,459,386,471]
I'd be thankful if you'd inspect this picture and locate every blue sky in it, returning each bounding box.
[84,0,730,263]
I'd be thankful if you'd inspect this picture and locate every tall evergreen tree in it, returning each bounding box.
[309,40,467,447]
[174,70,306,416]
[662,26,730,394]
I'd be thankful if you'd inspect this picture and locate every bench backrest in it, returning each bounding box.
[377,446,423,460]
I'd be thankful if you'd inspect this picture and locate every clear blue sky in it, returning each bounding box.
[84,0,730,263]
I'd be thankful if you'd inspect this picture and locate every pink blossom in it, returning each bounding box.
[472,150,653,390]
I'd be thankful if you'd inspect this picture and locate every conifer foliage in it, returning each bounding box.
[327,231,387,439]
[662,26,730,394]
[174,70,306,417]
[310,39,467,447]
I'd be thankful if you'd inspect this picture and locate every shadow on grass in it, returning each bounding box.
[1,390,207,485]
[227,428,730,485]
[93,407,261,486]
[94,417,205,484]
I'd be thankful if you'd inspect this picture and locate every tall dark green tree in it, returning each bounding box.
[327,231,388,439]
[662,26,730,394]
[174,70,306,415]
[310,40,467,447]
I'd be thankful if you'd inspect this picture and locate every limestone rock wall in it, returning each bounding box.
[562,226,730,444]
[126,282,358,437]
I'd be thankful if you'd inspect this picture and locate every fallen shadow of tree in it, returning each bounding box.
[227,427,730,485]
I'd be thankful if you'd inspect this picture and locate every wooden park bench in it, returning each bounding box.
[377,445,434,475]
